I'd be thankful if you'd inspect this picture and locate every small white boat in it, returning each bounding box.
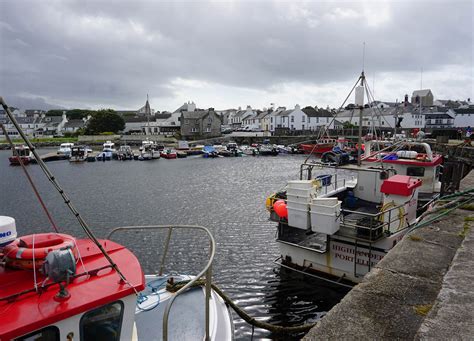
[57,142,74,157]
[117,145,134,160]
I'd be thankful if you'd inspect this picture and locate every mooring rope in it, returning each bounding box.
[166,279,318,334]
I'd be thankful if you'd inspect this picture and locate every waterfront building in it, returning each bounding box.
[180,109,221,140]
[412,89,434,106]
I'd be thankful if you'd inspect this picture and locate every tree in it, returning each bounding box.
[66,109,95,120]
[46,109,65,116]
[84,109,125,134]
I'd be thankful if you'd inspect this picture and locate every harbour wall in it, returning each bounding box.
[303,171,474,340]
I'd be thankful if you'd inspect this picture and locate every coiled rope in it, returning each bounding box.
[166,279,318,334]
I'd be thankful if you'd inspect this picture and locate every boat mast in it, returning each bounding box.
[146,94,150,136]
[356,72,365,166]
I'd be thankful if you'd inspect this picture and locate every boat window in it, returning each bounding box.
[80,301,124,341]
[407,167,425,177]
[15,326,60,341]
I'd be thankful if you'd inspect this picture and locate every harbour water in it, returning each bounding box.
[0,149,349,339]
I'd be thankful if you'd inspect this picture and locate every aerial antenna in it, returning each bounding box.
[362,42,366,72]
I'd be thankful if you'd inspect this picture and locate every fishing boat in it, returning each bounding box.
[69,145,89,162]
[57,143,74,157]
[258,144,279,156]
[139,140,160,160]
[298,138,338,155]
[266,71,432,285]
[160,149,177,159]
[202,145,218,158]
[9,145,33,165]
[0,98,234,341]
[117,145,134,160]
[177,150,188,158]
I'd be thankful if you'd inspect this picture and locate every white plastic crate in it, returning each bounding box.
[287,180,314,189]
[287,193,312,204]
[288,207,310,230]
[286,187,316,197]
[310,211,340,234]
[310,198,341,215]
[287,200,309,211]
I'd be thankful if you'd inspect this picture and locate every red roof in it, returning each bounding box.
[380,175,422,196]
[0,238,145,339]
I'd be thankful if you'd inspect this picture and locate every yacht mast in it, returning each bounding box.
[356,72,365,166]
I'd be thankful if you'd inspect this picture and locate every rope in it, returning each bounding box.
[0,123,59,233]
[166,280,318,334]
[0,97,138,296]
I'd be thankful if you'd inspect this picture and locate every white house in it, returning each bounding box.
[241,106,258,129]
[450,106,474,128]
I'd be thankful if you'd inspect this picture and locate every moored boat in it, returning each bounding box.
[160,149,177,159]
[9,145,33,165]
[117,145,134,160]
[69,145,89,162]
[57,142,74,157]
[298,138,337,155]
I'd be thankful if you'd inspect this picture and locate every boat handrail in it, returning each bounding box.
[340,202,409,239]
[106,224,215,341]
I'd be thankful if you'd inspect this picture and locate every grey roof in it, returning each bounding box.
[302,107,333,117]
[454,107,474,114]
[256,110,272,119]
[64,120,85,128]
[275,109,292,117]
[412,89,432,97]
[182,110,213,120]
[425,113,454,119]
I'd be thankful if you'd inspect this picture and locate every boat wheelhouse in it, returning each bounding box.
[160,149,177,159]
[362,140,442,197]
[9,145,33,165]
[69,145,89,162]
[57,143,74,157]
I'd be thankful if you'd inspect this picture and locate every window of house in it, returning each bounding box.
[80,301,123,341]
[382,121,384,125]
[308,117,311,123]
[205,127,211,132]
[302,116,305,122]
[270,125,273,130]
[302,124,305,130]
[291,124,294,129]
[270,117,273,123]
[291,116,294,122]
[316,117,319,123]
[15,326,60,341]
[191,128,197,132]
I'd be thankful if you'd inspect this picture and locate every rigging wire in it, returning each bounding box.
[0,97,138,295]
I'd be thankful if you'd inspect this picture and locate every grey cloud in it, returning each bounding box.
[0,0,472,110]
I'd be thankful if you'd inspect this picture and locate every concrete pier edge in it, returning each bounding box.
[303,172,474,340]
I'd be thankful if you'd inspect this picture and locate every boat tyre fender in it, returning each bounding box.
[4,233,78,270]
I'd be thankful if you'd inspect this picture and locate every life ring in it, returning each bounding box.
[3,233,78,270]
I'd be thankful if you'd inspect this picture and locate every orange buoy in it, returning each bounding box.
[3,233,78,270]
[273,200,288,219]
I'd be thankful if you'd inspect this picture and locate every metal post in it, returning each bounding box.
[159,227,173,276]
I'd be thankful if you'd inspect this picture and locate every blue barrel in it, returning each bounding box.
[316,174,332,186]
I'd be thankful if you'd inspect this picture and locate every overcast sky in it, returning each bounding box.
[1,0,473,112]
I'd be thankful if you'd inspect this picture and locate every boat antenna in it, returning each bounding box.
[357,71,365,166]
[0,97,136,290]
[362,41,366,72]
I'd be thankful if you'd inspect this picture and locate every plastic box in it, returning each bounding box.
[286,187,316,197]
[287,200,309,211]
[310,211,340,234]
[288,207,310,230]
[287,180,314,189]
[287,193,312,204]
[316,174,332,186]
[311,198,341,215]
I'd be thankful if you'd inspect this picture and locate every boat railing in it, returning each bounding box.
[314,172,356,196]
[339,203,409,241]
[106,224,215,341]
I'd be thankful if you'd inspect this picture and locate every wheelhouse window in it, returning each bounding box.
[80,301,124,341]
[15,326,60,341]
[407,167,425,177]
